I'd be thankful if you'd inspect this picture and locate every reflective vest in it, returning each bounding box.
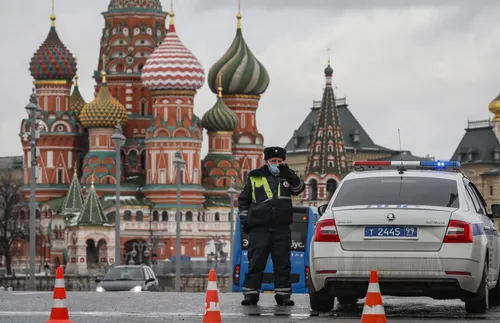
[249,176,291,203]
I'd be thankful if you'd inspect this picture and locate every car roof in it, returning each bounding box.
[344,169,464,181]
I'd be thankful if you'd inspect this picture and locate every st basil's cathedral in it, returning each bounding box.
[19,0,270,274]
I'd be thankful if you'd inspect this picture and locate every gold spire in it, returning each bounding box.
[101,54,107,83]
[327,47,331,65]
[50,0,56,27]
[74,75,79,87]
[91,174,95,188]
[169,0,175,25]
[217,73,223,97]
[237,0,242,29]
[73,162,77,176]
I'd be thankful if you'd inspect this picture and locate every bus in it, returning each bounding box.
[232,206,319,294]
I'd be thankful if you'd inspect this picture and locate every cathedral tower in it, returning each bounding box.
[95,0,168,176]
[201,75,243,206]
[207,8,270,182]
[21,7,84,201]
[140,5,206,207]
[79,65,129,194]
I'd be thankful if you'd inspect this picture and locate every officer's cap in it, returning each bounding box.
[264,146,286,161]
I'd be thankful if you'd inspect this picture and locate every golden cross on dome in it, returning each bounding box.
[237,0,242,28]
[327,47,331,65]
[101,54,108,82]
[50,0,56,27]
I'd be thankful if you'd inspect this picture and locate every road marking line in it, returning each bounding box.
[0,311,311,318]
[9,292,52,295]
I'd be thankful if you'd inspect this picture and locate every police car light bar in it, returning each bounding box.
[352,160,461,168]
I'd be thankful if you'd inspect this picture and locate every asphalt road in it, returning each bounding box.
[0,291,499,323]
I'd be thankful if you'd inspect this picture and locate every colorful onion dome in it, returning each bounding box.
[207,13,269,96]
[70,76,86,115]
[201,81,238,132]
[79,72,128,128]
[29,15,77,81]
[107,0,162,11]
[141,11,205,91]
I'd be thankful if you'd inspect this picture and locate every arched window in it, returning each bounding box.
[161,211,168,222]
[215,212,220,222]
[124,210,132,221]
[136,211,143,222]
[153,211,159,222]
[185,211,193,221]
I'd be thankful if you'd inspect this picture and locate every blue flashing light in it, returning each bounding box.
[419,161,461,168]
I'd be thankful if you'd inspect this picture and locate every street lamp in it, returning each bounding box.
[111,120,126,266]
[172,149,185,293]
[227,177,238,292]
[25,89,42,290]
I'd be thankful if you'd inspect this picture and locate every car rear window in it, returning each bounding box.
[332,176,459,208]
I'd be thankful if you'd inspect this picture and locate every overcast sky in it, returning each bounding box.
[1,0,499,160]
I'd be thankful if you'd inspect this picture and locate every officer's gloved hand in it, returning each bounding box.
[278,163,294,180]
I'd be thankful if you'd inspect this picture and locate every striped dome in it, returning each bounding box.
[79,72,128,128]
[141,13,205,91]
[201,95,238,132]
[70,76,86,115]
[29,17,77,81]
[207,14,269,96]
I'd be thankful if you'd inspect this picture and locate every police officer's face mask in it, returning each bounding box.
[268,164,280,175]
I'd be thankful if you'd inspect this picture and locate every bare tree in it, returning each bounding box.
[0,176,28,275]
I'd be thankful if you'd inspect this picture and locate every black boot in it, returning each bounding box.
[275,294,294,306]
[241,294,259,306]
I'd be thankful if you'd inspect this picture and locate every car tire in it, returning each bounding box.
[308,271,335,312]
[488,270,500,306]
[337,297,358,305]
[465,259,489,314]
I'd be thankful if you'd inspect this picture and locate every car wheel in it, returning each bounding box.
[308,271,334,312]
[488,270,500,306]
[465,259,489,314]
[337,297,358,305]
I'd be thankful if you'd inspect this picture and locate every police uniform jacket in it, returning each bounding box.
[238,165,305,230]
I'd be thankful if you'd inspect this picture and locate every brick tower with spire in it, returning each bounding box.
[140,4,206,208]
[21,6,85,201]
[95,0,168,177]
[301,62,349,206]
[201,74,243,207]
[207,6,270,182]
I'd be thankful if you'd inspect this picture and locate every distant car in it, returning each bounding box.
[308,160,500,314]
[96,265,159,292]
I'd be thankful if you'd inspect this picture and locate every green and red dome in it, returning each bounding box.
[29,17,77,81]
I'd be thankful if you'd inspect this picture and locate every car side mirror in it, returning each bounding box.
[146,278,156,283]
[492,204,500,218]
[95,279,101,283]
[318,204,328,216]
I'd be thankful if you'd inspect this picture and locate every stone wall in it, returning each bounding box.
[0,274,230,292]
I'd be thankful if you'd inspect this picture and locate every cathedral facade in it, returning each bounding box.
[16,1,269,275]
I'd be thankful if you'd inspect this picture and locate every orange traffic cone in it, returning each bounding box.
[46,266,73,323]
[360,270,386,323]
[202,268,222,323]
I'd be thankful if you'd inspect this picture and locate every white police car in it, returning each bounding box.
[308,160,500,314]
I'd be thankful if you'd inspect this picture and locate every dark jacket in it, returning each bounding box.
[238,165,305,230]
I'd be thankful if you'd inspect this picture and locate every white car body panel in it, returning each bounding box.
[309,169,500,300]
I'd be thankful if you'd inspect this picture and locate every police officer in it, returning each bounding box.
[238,146,305,306]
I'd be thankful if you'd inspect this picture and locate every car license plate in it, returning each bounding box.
[363,226,418,239]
